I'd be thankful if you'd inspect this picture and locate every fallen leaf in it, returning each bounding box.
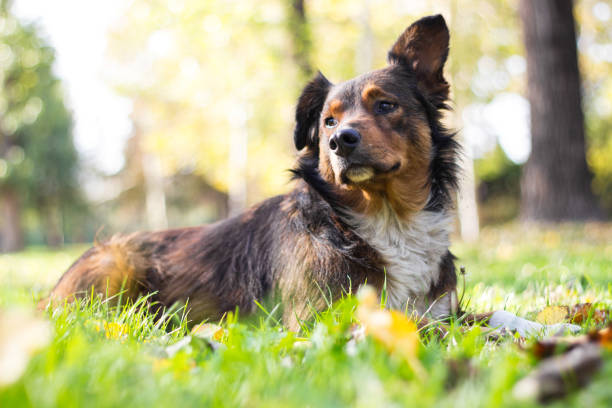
[357,286,422,375]
[530,339,560,360]
[588,323,612,349]
[529,323,612,359]
[569,303,609,325]
[600,326,612,348]
[534,304,609,326]
[191,323,225,342]
[535,306,569,325]
[514,343,602,403]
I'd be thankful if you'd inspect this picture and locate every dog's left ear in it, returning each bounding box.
[388,14,450,105]
[294,72,332,151]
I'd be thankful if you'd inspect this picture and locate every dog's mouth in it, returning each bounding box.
[340,162,401,184]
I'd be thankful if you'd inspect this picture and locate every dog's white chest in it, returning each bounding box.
[350,207,453,315]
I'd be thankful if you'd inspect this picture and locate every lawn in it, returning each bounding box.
[0,223,611,407]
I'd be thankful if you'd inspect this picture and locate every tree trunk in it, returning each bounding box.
[286,0,313,80]
[0,187,24,252]
[519,0,602,221]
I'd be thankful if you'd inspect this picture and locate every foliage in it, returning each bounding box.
[0,224,611,407]
[475,146,522,224]
[1,0,609,241]
[103,0,611,219]
[470,0,612,217]
[104,0,527,207]
[578,0,612,214]
[106,0,301,201]
[0,0,84,245]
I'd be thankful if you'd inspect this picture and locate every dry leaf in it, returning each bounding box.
[520,326,612,402]
[514,343,602,403]
[530,340,560,360]
[569,303,609,325]
[535,306,569,325]
[529,323,612,360]
[535,304,609,326]
[588,324,612,349]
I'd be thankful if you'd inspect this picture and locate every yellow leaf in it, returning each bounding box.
[357,286,423,375]
[536,306,569,325]
[191,323,225,342]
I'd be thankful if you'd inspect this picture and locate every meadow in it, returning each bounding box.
[0,223,610,407]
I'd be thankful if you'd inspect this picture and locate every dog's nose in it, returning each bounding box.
[329,128,361,157]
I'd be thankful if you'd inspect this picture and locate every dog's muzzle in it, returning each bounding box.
[329,128,361,158]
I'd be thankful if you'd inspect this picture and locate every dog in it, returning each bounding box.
[46,15,577,336]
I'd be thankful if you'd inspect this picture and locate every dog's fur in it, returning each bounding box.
[46,15,575,336]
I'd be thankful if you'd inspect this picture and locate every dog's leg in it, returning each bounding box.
[466,311,581,337]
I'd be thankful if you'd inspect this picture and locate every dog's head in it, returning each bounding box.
[293,15,458,218]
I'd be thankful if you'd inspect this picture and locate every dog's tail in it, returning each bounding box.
[39,234,148,310]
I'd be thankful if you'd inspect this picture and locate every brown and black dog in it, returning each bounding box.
[46,15,577,336]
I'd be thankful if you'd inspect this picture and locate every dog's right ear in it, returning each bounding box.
[294,72,332,151]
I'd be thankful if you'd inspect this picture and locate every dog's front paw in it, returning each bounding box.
[488,311,580,338]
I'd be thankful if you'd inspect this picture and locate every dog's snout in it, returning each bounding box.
[329,128,361,157]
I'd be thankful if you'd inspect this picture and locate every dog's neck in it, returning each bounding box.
[346,201,453,316]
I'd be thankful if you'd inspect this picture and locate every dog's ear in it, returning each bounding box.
[294,72,332,151]
[388,14,449,105]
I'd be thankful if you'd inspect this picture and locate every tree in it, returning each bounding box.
[106,0,302,212]
[0,0,81,251]
[519,0,602,221]
[286,0,313,81]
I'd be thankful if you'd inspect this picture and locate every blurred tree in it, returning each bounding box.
[106,0,298,218]
[286,0,313,80]
[475,145,521,224]
[576,0,612,215]
[0,0,81,251]
[103,0,611,227]
[519,0,602,221]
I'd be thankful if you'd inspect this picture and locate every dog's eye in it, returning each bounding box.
[324,117,338,128]
[376,101,398,114]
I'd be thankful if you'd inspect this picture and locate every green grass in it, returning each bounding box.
[0,224,611,407]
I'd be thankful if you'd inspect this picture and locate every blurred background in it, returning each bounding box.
[0,0,610,252]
